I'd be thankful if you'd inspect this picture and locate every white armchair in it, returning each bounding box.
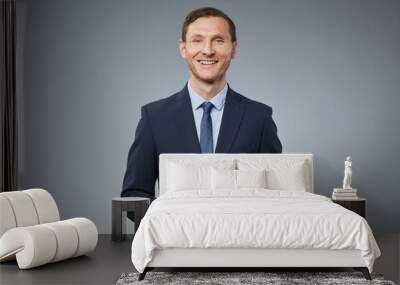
[0,188,97,269]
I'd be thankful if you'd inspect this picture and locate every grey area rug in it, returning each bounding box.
[116,272,396,285]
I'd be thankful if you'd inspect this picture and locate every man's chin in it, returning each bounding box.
[193,74,221,85]
[201,78,218,84]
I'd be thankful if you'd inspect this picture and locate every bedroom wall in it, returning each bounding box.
[16,0,400,234]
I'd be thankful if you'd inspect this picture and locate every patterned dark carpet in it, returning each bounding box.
[116,271,396,285]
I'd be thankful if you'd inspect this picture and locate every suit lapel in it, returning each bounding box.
[215,87,246,153]
[172,84,201,153]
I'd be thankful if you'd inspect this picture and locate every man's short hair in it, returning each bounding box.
[181,7,237,43]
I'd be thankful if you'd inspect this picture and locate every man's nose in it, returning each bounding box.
[201,41,215,55]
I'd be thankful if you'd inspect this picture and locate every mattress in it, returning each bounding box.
[131,190,380,273]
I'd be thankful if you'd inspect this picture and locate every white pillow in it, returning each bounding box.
[211,168,236,189]
[166,160,235,192]
[237,169,267,188]
[237,159,308,191]
[211,168,267,190]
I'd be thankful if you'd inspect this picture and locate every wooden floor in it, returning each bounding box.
[1,234,398,284]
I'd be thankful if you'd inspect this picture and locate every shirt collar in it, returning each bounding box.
[187,80,227,111]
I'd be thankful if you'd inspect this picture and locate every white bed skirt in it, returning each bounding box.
[148,248,366,268]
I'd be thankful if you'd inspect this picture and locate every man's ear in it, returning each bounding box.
[179,40,186,59]
[231,41,237,59]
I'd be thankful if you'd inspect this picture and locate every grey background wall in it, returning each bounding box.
[16,0,400,234]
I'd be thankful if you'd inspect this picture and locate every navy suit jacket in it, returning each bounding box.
[121,84,282,198]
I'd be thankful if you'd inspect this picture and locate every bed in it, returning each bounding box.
[131,153,381,280]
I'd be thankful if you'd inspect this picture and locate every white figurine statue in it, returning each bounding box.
[342,156,352,189]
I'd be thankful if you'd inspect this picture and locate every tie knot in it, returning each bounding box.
[201,102,214,114]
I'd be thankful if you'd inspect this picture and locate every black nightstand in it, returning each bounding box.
[111,197,150,242]
[332,198,366,218]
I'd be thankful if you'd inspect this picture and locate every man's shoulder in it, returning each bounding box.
[230,89,273,115]
[141,86,274,116]
[141,90,183,113]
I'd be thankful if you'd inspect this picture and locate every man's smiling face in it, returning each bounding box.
[179,16,237,84]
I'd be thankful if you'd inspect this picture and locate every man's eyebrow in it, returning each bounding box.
[189,34,227,39]
[190,34,204,39]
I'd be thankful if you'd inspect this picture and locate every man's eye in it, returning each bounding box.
[192,39,201,43]
[216,39,225,43]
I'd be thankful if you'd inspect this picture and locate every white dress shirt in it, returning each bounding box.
[187,81,227,152]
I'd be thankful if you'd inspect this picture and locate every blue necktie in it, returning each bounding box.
[200,102,214,153]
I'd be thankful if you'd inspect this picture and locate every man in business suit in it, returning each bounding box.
[122,7,282,200]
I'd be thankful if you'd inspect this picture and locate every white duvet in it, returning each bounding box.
[131,190,380,273]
